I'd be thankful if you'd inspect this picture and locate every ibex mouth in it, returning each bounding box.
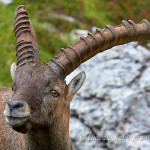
[5,116,28,127]
[4,109,30,118]
[4,108,30,127]
[4,100,30,127]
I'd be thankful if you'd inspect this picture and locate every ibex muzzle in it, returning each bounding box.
[4,99,30,126]
[1,4,150,150]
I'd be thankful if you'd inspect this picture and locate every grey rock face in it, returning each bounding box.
[67,42,150,150]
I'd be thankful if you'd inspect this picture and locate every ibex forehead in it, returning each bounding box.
[13,63,66,90]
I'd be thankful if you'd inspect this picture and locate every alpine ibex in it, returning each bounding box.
[1,5,150,150]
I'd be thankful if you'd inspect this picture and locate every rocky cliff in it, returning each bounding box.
[67,42,150,150]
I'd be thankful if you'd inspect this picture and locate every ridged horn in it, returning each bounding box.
[49,19,150,78]
[14,5,40,67]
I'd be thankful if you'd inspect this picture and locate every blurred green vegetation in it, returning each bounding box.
[0,0,150,87]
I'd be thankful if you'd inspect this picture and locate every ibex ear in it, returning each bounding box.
[10,62,17,80]
[68,71,86,97]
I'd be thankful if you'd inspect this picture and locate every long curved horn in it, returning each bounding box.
[14,5,40,67]
[49,19,150,78]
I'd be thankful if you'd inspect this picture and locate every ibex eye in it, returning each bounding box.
[50,90,59,97]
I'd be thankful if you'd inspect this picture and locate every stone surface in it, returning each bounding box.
[67,42,150,150]
[70,29,88,40]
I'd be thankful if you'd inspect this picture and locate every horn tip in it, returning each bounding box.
[16,5,25,11]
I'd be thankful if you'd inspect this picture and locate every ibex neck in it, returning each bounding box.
[25,125,72,150]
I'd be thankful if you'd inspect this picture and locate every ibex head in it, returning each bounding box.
[4,5,150,134]
[6,62,86,134]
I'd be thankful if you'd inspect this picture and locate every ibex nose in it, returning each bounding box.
[7,101,24,111]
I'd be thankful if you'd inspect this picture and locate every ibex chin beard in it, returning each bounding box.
[4,99,30,132]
